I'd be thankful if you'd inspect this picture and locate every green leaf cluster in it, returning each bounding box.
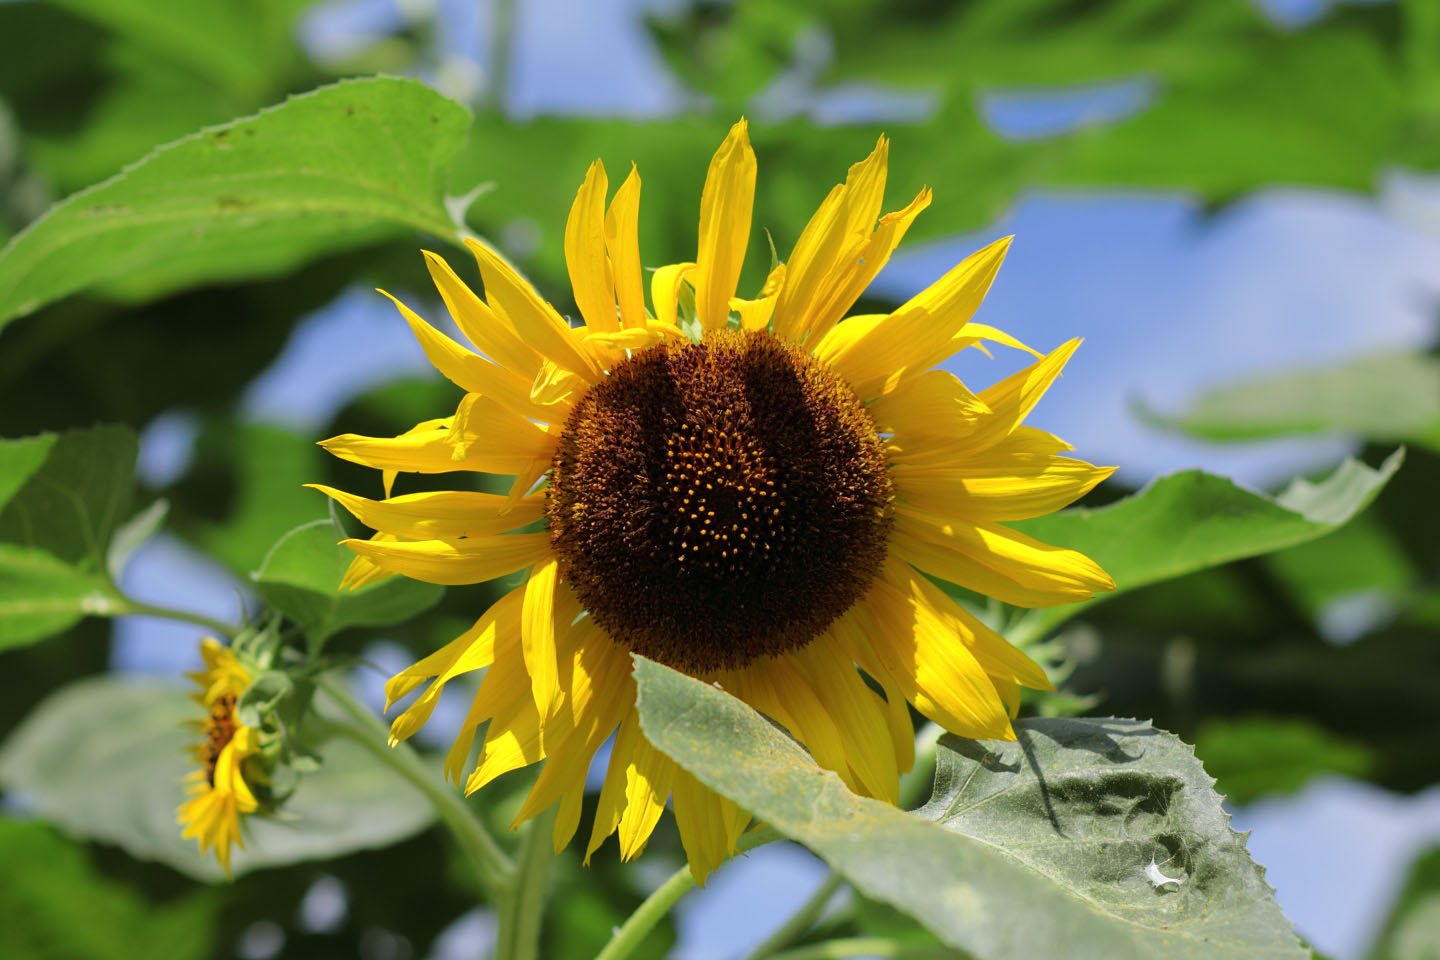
[0,0,1436,957]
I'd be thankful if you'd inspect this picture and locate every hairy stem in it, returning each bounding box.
[112,598,241,639]
[768,938,964,960]
[596,827,780,960]
[315,676,515,900]
[494,806,556,960]
[745,871,846,959]
[898,721,944,810]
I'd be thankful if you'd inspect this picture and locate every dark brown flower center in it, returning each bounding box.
[547,330,892,673]
[204,694,238,786]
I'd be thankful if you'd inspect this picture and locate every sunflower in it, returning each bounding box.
[313,120,1115,882]
[177,637,261,874]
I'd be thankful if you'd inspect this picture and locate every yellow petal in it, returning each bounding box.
[673,769,736,884]
[892,508,1115,608]
[952,321,1041,359]
[606,163,648,329]
[886,424,1073,472]
[585,713,640,863]
[964,339,1081,452]
[384,583,524,729]
[446,393,556,465]
[770,182,845,341]
[320,411,547,477]
[867,369,991,440]
[802,187,931,345]
[340,532,398,590]
[617,719,675,861]
[308,485,544,540]
[735,659,857,793]
[565,159,619,333]
[465,693,544,795]
[772,138,890,342]
[464,237,603,382]
[886,564,1053,692]
[814,235,1013,399]
[340,533,550,586]
[651,261,695,328]
[838,578,1013,741]
[521,557,563,720]
[379,289,555,424]
[890,457,1116,522]
[731,262,786,332]
[790,641,899,803]
[514,625,632,828]
[422,250,541,377]
[693,119,756,332]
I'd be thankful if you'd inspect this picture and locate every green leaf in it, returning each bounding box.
[186,422,330,574]
[1367,845,1440,960]
[0,676,436,881]
[1263,516,1414,623]
[1147,353,1440,452]
[1009,451,1404,637]
[0,433,56,512]
[1193,717,1373,805]
[634,658,1308,960]
[106,497,168,581]
[49,0,304,101]
[252,518,443,647]
[0,426,136,649]
[0,544,119,650]
[0,424,136,568]
[0,76,470,328]
[0,817,218,960]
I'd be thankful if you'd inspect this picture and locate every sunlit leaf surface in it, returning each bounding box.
[636,658,1307,959]
[0,77,470,327]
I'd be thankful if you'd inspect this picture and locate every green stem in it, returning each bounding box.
[596,827,780,960]
[745,872,845,959]
[898,721,944,810]
[494,805,556,960]
[767,938,963,960]
[113,598,241,639]
[315,676,515,900]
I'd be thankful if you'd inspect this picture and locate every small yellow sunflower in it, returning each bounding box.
[177,637,260,874]
[313,120,1115,882]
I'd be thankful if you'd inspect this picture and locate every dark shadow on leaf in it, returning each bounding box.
[938,733,1021,775]
[1022,717,1152,765]
[1016,725,1064,836]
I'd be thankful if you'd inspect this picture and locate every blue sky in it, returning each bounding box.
[111,0,1440,957]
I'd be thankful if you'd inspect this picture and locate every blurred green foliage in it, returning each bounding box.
[0,0,1437,956]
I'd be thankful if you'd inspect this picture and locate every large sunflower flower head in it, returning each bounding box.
[176,637,263,875]
[314,120,1115,882]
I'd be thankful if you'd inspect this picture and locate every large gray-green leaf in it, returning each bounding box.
[0,676,435,881]
[0,817,217,960]
[1008,450,1403,638]
[1149,352,1440,452]
[634,658,1307,960]
[252,518,443,647]
[0,76,470,328]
